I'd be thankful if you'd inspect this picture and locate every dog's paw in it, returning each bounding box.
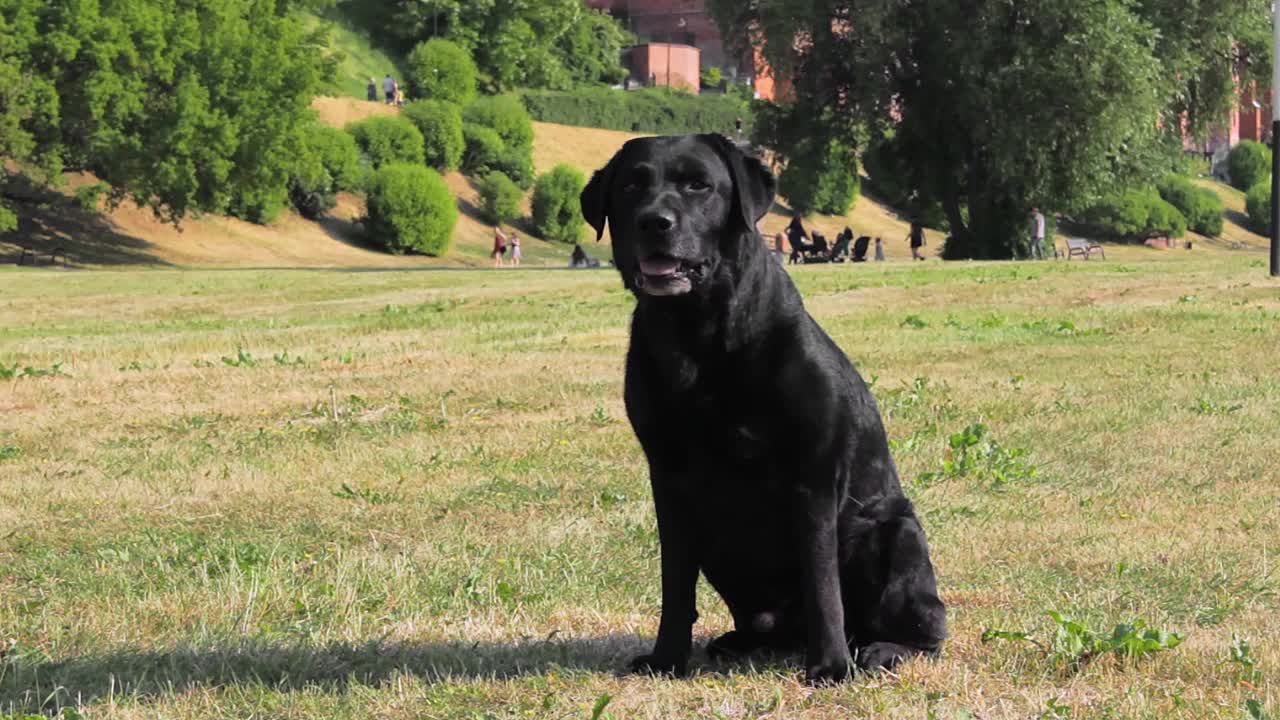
[628,654,687,677]
[706,630,758,661]
[804,652,853,686]
[854,642,918,673]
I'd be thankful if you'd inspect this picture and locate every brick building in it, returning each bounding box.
[586,0,780,99]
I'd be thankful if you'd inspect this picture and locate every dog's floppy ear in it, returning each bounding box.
[581,149,623,242]
[702,133,776,232]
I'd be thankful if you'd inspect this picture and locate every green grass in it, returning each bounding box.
[305,13,405,101]
[1,254,1279,718]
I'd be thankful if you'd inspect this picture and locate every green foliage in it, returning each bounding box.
[346,116,426,169]
[860,137,947,230]
[0,205,16,233]
[285,123,362,219]
[73,183,111,212]
[402,100,466,172]
[0,0,331,225]
[0,362,66,380]
[1246,180,1272,235]
[714,0,1247,258]
[337,1,628,91]
[1156,176,1224,236]
[701,66,723,88]
[1230,634,1262,682]
[462,125,506,175]
[916,423,1036,488]
[463,97,535,187]
[363,164,458,256]
[520,87,749,135]
[1228,140,1272,192]
[1085,188,1188,242]
[476,172,523,225]
[532,164,586,243]
[464,96,534,156]
[553,8,632,87]
[406,39,477,106]
[778,139,860,215]
[307,125,362,193]
[982,611,1183,670]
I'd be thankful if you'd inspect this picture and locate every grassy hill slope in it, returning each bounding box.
[5,92,1269,269]
[304,12,405,101]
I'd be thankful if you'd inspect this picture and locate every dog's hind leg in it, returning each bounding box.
[843,500,947,673]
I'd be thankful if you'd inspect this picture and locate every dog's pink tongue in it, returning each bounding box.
[639,258,680,276]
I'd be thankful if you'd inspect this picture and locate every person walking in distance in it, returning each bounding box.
[1029,207,1046,260]
[367,77,378,102]
[909,220,926,261]
[509,232,522,267]
[874,236,885,262]
[382,74,396,105]
[491,226,508,267]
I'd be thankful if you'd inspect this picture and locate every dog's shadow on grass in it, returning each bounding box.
[0,634,657,710]
[2,634,805,710]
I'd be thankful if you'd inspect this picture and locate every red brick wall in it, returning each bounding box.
[632,43,701,92]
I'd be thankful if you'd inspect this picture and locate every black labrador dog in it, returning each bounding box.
[580,134,946,685]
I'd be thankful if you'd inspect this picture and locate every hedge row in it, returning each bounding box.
[519,86,748,135]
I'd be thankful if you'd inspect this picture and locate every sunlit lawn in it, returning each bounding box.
[1,251,1277,718]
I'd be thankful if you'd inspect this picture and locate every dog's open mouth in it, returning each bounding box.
[635,257,704,296]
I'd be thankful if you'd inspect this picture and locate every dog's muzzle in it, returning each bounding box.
[635,257,707,296]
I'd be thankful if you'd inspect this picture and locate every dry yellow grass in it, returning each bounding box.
[1,250,1278,718]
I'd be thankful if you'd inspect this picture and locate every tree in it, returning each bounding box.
[346,116,426,169]
[0,0,330,226]
[778,138,860,216]
[402,100,466,171]
[476,171,523,225]
[532,164,586,243]
[464,96,535,187]
[406,39,477,106]
[714,0,1267,258]
[364,163,458,255]
[336,0,629,91]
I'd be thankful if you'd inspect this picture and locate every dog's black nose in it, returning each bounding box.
[639,210,676,236]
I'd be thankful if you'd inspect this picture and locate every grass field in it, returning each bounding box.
[1,251,1278,719]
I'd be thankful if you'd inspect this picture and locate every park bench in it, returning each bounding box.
[17,246,66,267]
[1064,237,1105,260]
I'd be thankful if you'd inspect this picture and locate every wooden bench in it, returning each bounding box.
[17,246,66,267]
[1065,237,1105,260]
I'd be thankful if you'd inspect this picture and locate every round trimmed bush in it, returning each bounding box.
[402,100,465,171]
[307,124,362,192]
[462,124,505,175]
[532,164,586,243]
[363,163,458,256]
[1228,140,1271,191]
[346,116,425,169]
[406,39,477,106]
[1246,180,1272,235]
[476,171,523,225]
[779,140,859,215]
[464,96,534,158]
[1085,188,1187,241]
[1156,175,1223,237]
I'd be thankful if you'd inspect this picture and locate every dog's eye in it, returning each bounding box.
[684,179,712,192]
[621,181,643,194]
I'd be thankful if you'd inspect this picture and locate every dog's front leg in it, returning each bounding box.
[630,473,698,676]
[795,483,852,684]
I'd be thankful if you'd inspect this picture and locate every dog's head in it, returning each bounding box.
[580,134,775,297]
